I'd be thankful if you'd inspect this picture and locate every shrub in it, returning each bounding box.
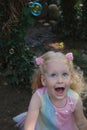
[0,7,36,88]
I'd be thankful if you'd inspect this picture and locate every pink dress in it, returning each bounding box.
[35,87,79,130]
[13,87,79,130]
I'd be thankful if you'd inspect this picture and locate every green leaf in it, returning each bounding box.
[27,17,35,24]
[23,7,30,16]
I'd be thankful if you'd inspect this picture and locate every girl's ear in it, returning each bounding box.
[41,75,46,86]
[70,75,73,86]
[70,80,72,85]
[70,74,73,84]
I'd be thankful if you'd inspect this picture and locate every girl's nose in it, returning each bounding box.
[57,76,63,83]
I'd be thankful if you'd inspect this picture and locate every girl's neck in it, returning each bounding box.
[50,96,67,108]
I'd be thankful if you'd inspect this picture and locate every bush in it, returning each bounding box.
[0,7,36,88]
[72,50,87,77]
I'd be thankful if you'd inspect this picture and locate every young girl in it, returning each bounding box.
[13,51,87,130]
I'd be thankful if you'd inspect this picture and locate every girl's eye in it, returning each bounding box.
[50,73,57,78]
[62,73,69,77]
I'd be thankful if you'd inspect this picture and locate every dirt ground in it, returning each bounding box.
[0,80,32,130]
[1,24,87,130]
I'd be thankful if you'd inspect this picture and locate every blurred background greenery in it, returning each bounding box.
[0,0,87,88]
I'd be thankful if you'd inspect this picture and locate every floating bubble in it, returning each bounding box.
[29,2,42,16]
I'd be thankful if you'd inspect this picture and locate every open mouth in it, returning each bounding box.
[55,87,65,95]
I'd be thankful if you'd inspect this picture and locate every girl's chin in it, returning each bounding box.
[56,95,66,100]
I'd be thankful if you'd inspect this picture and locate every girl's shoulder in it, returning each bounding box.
[67,89,79,101]
[36,87,47,96]
[66,89,80,111]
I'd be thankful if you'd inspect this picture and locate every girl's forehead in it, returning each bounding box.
[46,59,67,65]
[46,60,69,70]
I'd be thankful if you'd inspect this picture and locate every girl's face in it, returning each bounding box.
[41,60,72,102]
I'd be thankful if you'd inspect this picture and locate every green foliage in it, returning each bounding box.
[55,0,87,40]
[0,7,36,87]
[72,50,87,76]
